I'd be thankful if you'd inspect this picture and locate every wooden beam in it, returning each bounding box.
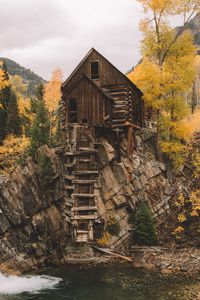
[125,121,141,129]
[73,170,98,175]
[64,175,74,180]
[92,246,133,262]
[72,193,96,198]
[73,179,98,184]
[64,185,75,190]
[71,215,97,220]
[71,206,97,211]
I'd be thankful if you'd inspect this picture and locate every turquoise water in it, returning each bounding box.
[0,264,199,300]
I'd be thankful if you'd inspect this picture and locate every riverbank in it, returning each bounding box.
[1,245,200,277]
[130,246,200,274]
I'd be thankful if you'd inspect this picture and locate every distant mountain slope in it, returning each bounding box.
[0,57,46,98]
[176,13,200,51]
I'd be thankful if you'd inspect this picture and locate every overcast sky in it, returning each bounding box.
[0,1,153,80]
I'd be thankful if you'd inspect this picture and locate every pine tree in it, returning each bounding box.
[0,61,10,107]
[37,151,55,191]
[36,83,45,103]
[0,61,11,143]
[134,202,157,246]
[7,90,22,136]
[0,109,7,144]
[30,84,50,153]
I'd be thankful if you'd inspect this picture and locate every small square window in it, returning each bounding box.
[91,61,99,80]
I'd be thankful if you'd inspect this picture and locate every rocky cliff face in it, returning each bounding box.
[0,130,196,272]
[95,129,175,248]
[0,146,69,272]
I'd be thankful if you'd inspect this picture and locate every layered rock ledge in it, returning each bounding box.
[0,130,199,272]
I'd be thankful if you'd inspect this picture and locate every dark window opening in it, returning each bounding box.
[68,98,77,123]
[78,221,88,230]
[79,185,89,194]
[77,198,95,207]
[78,210,94,216]
[91,61,99,80]
[82,119,88,124]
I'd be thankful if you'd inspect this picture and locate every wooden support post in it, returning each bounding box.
[113,127,123,163]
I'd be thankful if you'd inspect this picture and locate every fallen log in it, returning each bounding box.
[92,246,133,262]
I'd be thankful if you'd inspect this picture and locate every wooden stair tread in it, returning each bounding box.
[73,179,97,184]
[71,215,97,220]
[64,163,76,168]
[71,206,97,211]
[72,193,96,198]
[73,170,98,175]
[64,175,74,180]
[78,159,91,162]
[64,185,75,190]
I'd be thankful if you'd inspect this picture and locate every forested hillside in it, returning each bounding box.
[0,61,62,174]
[178,13,200,50]
[0,58,45,97]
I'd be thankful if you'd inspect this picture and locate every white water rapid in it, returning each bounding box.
[0,272,62,295]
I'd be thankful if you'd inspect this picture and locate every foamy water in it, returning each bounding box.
[0,272,62,295]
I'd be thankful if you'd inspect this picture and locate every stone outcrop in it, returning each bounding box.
[95,130,174,248]
[0,129,198,272]
[0,145,69,272]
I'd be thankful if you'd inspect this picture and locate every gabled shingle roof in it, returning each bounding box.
[62,48,94,89]
[62,47,143,95]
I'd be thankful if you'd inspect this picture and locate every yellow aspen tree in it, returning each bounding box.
[10,75,27,99]
[44,69,63,145]
[44,69,62,113]
[129,0,200,167]
[0,134,29,174]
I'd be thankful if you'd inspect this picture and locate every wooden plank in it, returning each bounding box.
[79,159,91,162]
[73,179,98,184]
[79,147,96,151]
[71,206,97,211]
[73,170,98,175]
[71,215,97,220]
[112,119,126,123]
[64,162,76,168]
[72,193,96,198]
[92,246,133,262]
[64,185,75,190]
[64,175,74,180]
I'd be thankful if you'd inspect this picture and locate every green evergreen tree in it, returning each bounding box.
[0,109,7,143]
[0,61,11,143]
[30,84,50,153]
[134,202,157,246]
[35,83,44,102]
[38,151,55,191]
[7,90,22,136]
[0,61,10,106]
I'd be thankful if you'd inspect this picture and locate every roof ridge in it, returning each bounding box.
[62,48,94,88]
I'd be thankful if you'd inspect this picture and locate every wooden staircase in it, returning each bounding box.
[63,125,98,243]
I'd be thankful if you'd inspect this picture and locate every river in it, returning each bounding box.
[0,263,199,300]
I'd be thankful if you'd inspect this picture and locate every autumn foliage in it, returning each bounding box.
[0,135,29,174]
[0,66,63,174]
[129,0,200,168]
[44,69,62,113]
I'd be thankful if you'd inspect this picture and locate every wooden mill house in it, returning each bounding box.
[60,48,144,243]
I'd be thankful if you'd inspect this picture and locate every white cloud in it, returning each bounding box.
[0,0,143,79]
